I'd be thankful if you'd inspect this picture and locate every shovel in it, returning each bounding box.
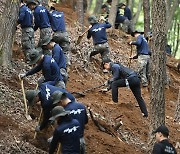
[72,83,105,97]
[19,75,32,121]
[76,26,92,45]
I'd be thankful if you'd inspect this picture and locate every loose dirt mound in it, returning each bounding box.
[0,3,180,154]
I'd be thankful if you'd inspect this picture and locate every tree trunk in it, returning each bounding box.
[76,0,84,32]
[0,0,20,67]
[166,0,179,32]
[143,0,150,37]
[148,0,167,151]
[174,23,180,57]
[93,0,103,15]
[174,87,180,122]
[108,0,118,28]
[132,0,143,26]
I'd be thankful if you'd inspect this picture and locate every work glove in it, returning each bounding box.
[108,78,114,84]
[19,73,26,79]
[47,136,53,144]
[104,81,109,86]
[101,88,109,92]
[35,125,41,132]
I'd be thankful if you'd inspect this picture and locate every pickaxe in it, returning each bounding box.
[76,25,92,45]
[72,83,106,97]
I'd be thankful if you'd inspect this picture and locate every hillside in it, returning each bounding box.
[0,3,180,154]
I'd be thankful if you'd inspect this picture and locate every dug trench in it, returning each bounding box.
[0,3,180,154]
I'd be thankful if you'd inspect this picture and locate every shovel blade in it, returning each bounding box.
[76,35,83,45]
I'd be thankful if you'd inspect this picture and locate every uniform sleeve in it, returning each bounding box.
[152,143,162,154]
[52,48,60,65]
[104,21,112,28]
[112,65,120,81]
[26,62,43,76]
[49,129,60,154]
[87,30,92,39]
[131,36,142,46]
[18,8,25,24]
[67,92,76,102]
[34,11,40,31]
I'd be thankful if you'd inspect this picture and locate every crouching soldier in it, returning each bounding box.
[49,106,80,154]
[25,83,75,131]
[19,49,65,88]
[51,91,88,154]
[42,36,68,84]
[87,15,111,63]
[102,59,148,117]
[49,6,71,66]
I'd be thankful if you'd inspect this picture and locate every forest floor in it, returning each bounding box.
[0,3,180,154]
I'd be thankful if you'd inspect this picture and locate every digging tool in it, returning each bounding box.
[76,26,92,45]
[33,108,43,139]
[19,75,32,121]
[72,83,105,97]
[128,45,133,68]
[57,144,61,154]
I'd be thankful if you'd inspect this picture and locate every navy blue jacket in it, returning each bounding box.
[110,63,135,81]
[131,35,150,58]
[18,5,33,28]
[64,101,88,138]
[87,22,111,45]
[124,6,132,20]
[49,10,66,32]
[52,44,66,69]
[49,118,80,154]
[26,55,63,82]
[152,139,177,154]
[34,5,51,30]
[38,83,75,130]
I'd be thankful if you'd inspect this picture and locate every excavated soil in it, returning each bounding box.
[0,3,180,154]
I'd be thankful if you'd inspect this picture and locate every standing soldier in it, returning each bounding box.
[49,6,71,67]
[102,59,148,117]
[49,106,80,154]
[19,49,65,88]
[129,31,150,87]
[152,125,177,154]
[32,0,52,48]
[18,0,35,61]
[87,15,111,64]
[51,91,88,154]
[42,37,68,84]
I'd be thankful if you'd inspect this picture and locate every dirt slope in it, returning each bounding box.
[0,3,180,154]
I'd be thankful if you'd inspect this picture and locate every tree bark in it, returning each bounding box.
[93,0,103,15]
[174,23,180,57]
[108,0,118,28]
[174,87,180,122]
[132,0,143,26]
[76,0,84,32]
[143,0,150,37]
[148,0,167,151]
[0,0,20,67]
[166,0,179,32]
